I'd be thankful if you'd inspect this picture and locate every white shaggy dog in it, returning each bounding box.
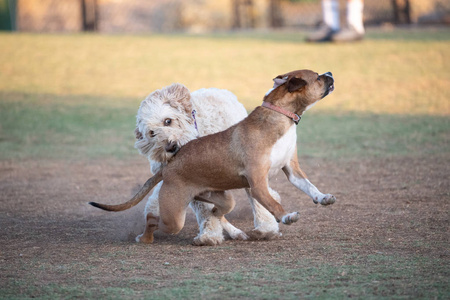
[134,83,281,245]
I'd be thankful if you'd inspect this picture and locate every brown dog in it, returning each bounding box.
[90,69,336,242]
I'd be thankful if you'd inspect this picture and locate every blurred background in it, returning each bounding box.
[0,0,449,33]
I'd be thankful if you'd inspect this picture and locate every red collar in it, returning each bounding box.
[261,101,301,125]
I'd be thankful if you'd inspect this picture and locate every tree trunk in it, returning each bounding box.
[81,0,97,31]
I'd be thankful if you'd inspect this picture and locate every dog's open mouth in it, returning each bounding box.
[322,84,335,99]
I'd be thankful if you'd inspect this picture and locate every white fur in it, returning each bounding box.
[269,124,297,177]
[282,212,300,224]
[246,187,281,238]
[191,88,246,136]
[269,122,335,206]
[221,218,250,240]
[143,181,162,217]
[190,201,225,245]
[282,152,336,205]
[291,177,322,198]
[265,88,275,96]
[305,101,318,112]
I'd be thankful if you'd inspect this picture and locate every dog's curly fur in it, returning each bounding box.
[134,83,280,245]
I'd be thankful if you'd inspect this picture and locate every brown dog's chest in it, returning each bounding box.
[268,124,297,176]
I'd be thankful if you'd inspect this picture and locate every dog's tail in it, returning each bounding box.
[89,170,163,212]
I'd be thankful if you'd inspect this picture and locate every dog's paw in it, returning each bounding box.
[192,234,224,246]
[226,228,249,241]
[281,212,300,225]
[247,229,282,240]
[247,221,281,240]
[313,194,336,206]
[135,233,154,244]
[221,220,248,241]
[224,224,248,241]
[192,236,223,246]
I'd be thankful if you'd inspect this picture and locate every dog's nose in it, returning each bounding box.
[165,141,179,153]
[325,72,333,77]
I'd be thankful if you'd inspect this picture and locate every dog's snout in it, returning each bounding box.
[165,141,179,153]
[323,72,334,86]
[320,71,335,98]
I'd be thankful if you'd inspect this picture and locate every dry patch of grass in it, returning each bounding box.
[0,31,449,115]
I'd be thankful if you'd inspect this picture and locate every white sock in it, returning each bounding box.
[347,0,364,33]
[322,0,340,31]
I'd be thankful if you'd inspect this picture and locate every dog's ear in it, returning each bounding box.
[135,127,143,140]
[287,77,307,93]
[273,75,288,89]
[166,83,193,115]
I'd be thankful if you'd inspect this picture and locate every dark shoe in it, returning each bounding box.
[331,25,364,42]
[306,25,339,43]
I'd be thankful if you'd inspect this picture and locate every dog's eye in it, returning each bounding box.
[149,130,155,137]
[164,118,172,126]
[317,76,321,81]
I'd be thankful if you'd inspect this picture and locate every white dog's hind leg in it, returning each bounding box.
[136,181,162,243]
[246,188,282,239]
[190,200,225,246]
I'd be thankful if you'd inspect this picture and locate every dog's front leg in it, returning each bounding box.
[189,200,225,246]
[211,191,248,241]
[246,173,299,225]
[245,188,281,239]
[211,191,249,241]
[192,192,248,245]
[282,153,336,205]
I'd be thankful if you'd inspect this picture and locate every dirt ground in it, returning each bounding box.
[1,155,449,296]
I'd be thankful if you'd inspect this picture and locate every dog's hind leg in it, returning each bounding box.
[136,181,163,243]
[246,188,282,240]
[157,183,191,235]
[137,212,159,244]
[208,191,236,217]
[282,150,336,205]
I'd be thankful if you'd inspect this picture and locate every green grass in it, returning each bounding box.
[298,112,450,158]
[2,255,447,299]
[0,29,449,114]
[0,93,138,160]
[0,94,448,160]
[0,30,449,161]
